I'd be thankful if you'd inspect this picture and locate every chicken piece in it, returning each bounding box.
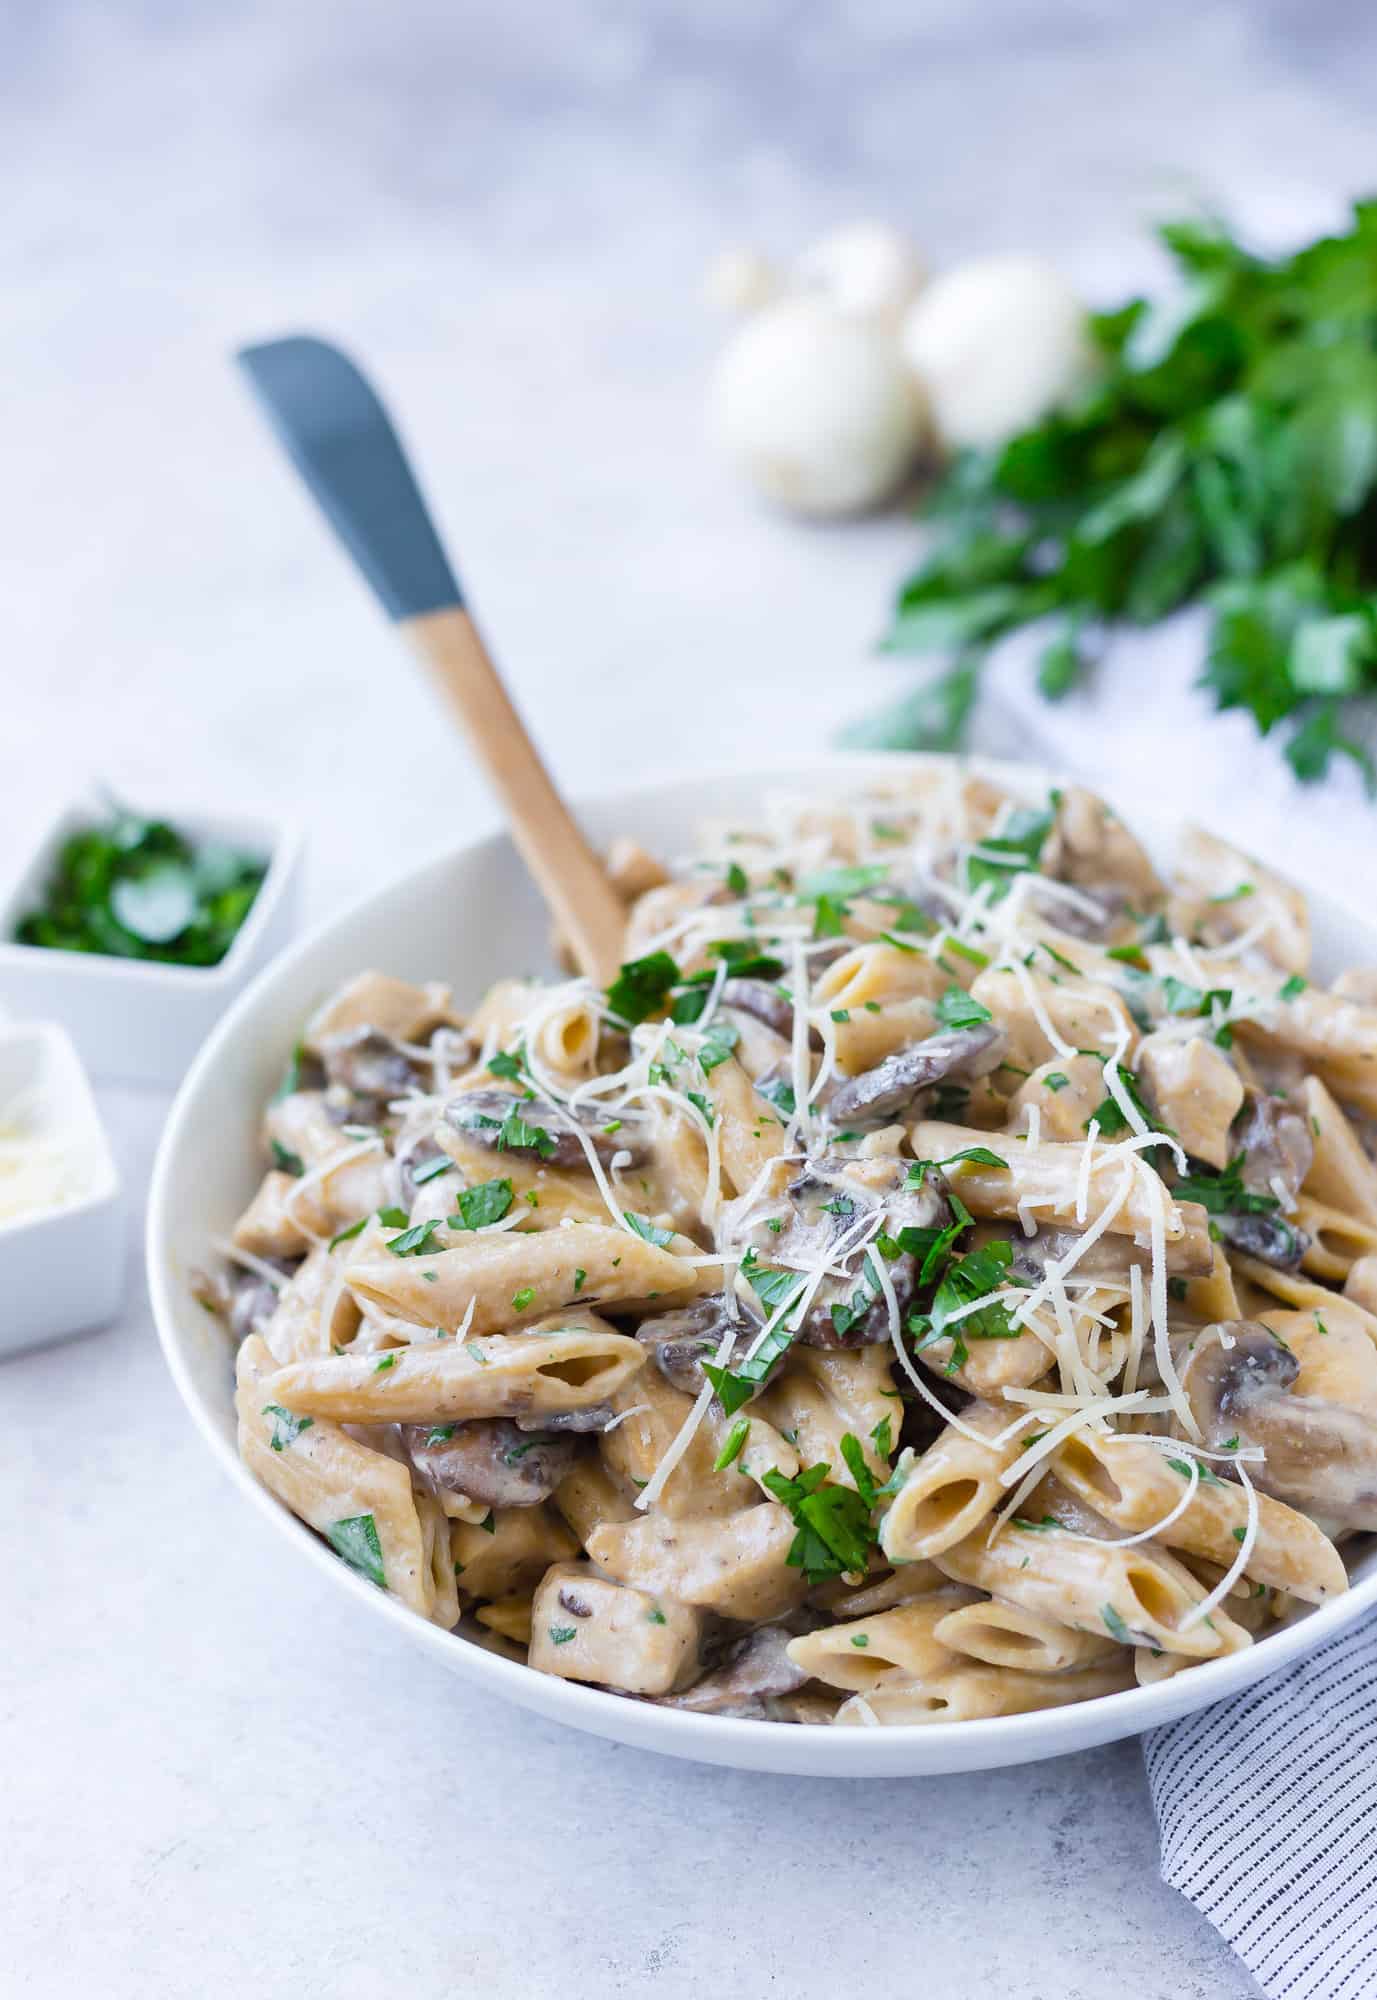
[528,1563,702,1695]
[1137,1032,1244,1170]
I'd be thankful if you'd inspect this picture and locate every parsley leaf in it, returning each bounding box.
[451,1178,514,1230]
[1085,1063,1157,1138]
[762,1463,876,1582]
[697,1021,740,1073]
[934,984,993,1031]
[908,1236,1026,1374]
[605,951,680,1026]
[1174,1155,1280,1216]
[386,1219,442,1257]
[713,1417,751,1472]
[964,804,1055,899]
[623,1211,674,1249]
[326,1514,385,1588]
[262,1403,313,1451]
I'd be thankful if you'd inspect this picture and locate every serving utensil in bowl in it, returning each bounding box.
[236,335,627,986]
[147,751,1377,1775]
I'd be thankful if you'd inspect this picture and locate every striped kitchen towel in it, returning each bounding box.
[1145,1616,1377,1999]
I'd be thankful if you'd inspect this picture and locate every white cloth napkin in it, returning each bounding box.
[1144,1617,1377,1999]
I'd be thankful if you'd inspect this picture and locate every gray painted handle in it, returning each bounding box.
[236,335,462,622]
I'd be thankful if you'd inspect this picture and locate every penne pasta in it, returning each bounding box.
[202,772,1377,1727]
[833,1661,1135,1725]
[263,1318,646,1424]
[346,1223,706,1332]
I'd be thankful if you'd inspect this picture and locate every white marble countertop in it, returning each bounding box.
[8,4,1377,1993]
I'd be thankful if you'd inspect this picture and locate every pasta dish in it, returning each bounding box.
[200,769,1377,1726]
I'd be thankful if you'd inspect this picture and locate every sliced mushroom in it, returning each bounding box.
[230,1270,287,1344]
[827,1023,1003,1125]
[1212,1209,1309,1271]
[319,1026,420,1108]
[635,1295,760,1396]
[403,1418,579,1507]
[719,978,823,1051]
[1233,1088,1314,1209]
[748,1154,953,1349]
[443,1088,646,1171]
[659,1622,814,1717]
[1027,883,1128,941]
[397,1137,450,1209]
[515,1403,614,1435]
[1183,1320,1377,1533]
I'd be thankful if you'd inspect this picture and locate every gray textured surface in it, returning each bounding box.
[9,4,1377,1993]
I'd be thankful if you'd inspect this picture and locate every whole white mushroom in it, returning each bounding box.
[795,219,928,328]
[709,294,928,517]
[900,255,1092,452]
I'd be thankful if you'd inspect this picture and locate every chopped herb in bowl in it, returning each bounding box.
[14,804,268,967]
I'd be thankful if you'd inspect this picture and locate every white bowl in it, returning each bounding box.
[0,798,302,1088]
[0,1019,124,1358]
[146,754,1377,1775]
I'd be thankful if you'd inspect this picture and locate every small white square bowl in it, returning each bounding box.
[0,799,302,1088]
[0,1019,125,1357]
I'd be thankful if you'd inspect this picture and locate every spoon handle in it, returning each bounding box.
[236,335,628,986]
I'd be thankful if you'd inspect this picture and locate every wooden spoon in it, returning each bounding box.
[236,335,628,985]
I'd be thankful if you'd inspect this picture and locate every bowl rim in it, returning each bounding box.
[0,793,303,989]
[146,750,1377,1770]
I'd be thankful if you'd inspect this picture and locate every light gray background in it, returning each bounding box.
[7,4,1377,1994]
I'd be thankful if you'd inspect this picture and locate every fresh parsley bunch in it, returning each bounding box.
[848,202,1377,785]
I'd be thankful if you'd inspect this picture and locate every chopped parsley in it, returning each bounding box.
[451,1178,514,1230]
[262,1403,313,1451]
[624,1211,674,1249]
[1279,974,1307,1001]
[964,804,1055,900]
[605,950,680,1026]
[386,1219,442,1257]
[326,1514,385,1588]
[1085,1063,1157,1139]
[328,1216,368,1250]
[573,1267,587,1293]
[1174,1156,1280,1217]
[756,1075,797,1118]
[270,1139,305,1178]
[411,1155,454,1186]
[763,1462,876,1582]
[1101,1604,1132,1644]
[796,863,890,901]
[697,1021,740,1073]
[511,1286,536,1313]
[908,1236,1026,1374]
[713,1418,751,1472]
[1165,1456,1223,1488]
[548,1625,577,1646]
[934,985,993,1031]
[1043,1071,1069,1092]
